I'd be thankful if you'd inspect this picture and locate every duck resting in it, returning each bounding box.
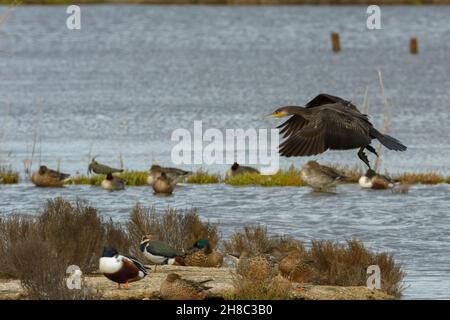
[267,93,407,169]
[31,165,70,187]
[300,160,347,192]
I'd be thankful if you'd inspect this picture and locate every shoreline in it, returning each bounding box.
[0,265,395,300]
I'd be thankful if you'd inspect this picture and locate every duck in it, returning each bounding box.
[88,158,123,175]
[226,162,260,178]
[152,172,177,195]
[98,247,148,289]
[300,160,346,192]
[185,239,224,268]
[267,93,406,169]
[230,251,279,283]
[160,273,213,300]
[31,165,70,187]
[101,173,126,191]
[359,169,395,189]
[147,164,192,186]
[278,249,314,291]
[140,235,185,270]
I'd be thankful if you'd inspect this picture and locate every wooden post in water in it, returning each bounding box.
[410,37,418,54]
[331,32,341,53]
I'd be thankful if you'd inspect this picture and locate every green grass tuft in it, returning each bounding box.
[66,171,148,186]
[186,170,221,184]
[394,172,445,185]
[225,165,304,187]
[0,166,19,184]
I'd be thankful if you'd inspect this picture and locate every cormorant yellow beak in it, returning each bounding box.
[264,111,283,119]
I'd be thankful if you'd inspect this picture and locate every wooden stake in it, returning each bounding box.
[331,32,341,53]
[410,37,418,54]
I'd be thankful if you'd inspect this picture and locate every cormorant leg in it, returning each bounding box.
[357,147,371,169]
[365,145,378,157]
[124,282,129,289]
[116,283,121,289]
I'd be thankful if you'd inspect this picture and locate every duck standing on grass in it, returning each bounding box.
[31,165,70,187]
[278,249,314,291]
[226,162,260,178]
[300,160,346,192]
[147,164,192,186]
[140,235,185,270]
[101,173,126,191]
[152,172,177,195]
[99,247,148,289]
[359,169,395,190]
[88,158,123,175]
[160,273,213,300]
[185,239,224,268]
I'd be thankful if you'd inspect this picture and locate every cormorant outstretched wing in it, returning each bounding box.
[277,93,359,140]
[279,104,372,157]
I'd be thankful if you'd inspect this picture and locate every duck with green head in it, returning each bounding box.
[185,239,224,268]
[101,173,126,191]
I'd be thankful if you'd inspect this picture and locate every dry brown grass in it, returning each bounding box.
[8,238,101,300]
[223,225,304,257]
[0,198,132,277]
[232,257,291,300]
[127,204,220,257]
[309,239,405,297]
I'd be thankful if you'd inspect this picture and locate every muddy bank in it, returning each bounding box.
[0,265,394,300]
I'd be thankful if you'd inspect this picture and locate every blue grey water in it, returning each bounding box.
[0,5,449,299]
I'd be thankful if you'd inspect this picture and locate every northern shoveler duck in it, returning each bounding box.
[101,173,126,191]
[152,172,177,195]
[98,247,148,289]
[88,158,123,175]
[159,273,213,300]
[226,162,260,178]
[140,235,185,270]
[267,93,406,169]
[300,160,346,192]
[359,169,395,190]
[278,249,314,291]
[31,165,70,187]
[185,239,224,268]
[147,164,192,186]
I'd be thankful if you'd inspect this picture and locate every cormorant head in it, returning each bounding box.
[267,106,300,118]
[231,162,239,170]
[102,247,118,258]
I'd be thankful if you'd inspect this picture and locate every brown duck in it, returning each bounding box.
[31,165,70,187]
[185,239,224,268]
[159,273,213,300]
[278,249,314,291]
